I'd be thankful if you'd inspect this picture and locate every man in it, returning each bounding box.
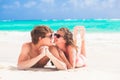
[17,25,67,70]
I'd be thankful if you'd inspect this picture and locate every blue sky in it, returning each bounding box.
[0,0,120,20]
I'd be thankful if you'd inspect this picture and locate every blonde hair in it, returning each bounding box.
[58,28,78,51]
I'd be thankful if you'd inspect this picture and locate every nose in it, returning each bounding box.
[54,36,56,39]
[50,36,53,42]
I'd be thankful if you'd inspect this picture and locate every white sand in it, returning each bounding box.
[0,31,120,80]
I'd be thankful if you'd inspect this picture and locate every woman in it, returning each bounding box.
[54,26,86,69]
[17,25,67,70]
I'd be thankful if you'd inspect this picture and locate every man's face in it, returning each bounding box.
[41,33,54,46]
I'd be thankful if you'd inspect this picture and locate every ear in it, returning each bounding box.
[39,37,42,41]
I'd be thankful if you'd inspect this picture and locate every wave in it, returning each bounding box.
[0,19,120,32]
[0,19,14,22]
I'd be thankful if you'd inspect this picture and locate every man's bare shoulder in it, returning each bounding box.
[22,42,31,47]
[21,42,32,53]
[18,42,32,64]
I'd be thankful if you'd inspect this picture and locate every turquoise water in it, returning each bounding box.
[0,19,120,33]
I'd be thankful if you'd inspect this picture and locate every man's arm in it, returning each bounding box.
[17,44,45,69]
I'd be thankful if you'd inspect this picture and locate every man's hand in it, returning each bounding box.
[39,46,48,57]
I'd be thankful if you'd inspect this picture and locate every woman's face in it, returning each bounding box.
[54,31,66,46]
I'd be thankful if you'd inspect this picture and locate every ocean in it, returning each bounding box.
[0,19,120,33]
[0,19,120,67]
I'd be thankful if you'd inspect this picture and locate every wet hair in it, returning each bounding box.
[31,25,52,44]
[58,28,78,51]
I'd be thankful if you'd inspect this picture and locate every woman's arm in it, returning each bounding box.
[58,50,73,69]
[67,46,77,68]
[48,46,67,70]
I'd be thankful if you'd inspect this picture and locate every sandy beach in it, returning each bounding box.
[0,31,120,80]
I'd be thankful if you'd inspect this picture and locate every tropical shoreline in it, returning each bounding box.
[0,31,120,80]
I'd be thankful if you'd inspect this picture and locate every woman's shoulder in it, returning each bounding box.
[67,45,76,52]
[67,45,75,49]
